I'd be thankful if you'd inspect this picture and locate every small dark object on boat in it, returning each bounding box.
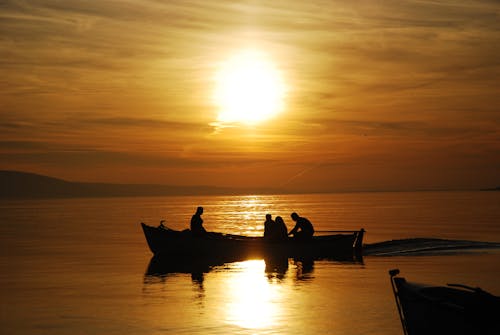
[389,269,500,335]
[140,222,364,261]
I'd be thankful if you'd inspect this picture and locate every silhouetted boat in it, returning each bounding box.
[389,269,500,335]
[140,222,364,260]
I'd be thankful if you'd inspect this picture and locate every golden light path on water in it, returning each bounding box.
[212,195,282,236]
[224,260,282,329]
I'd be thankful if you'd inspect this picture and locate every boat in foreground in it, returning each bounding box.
[389,269,500,335]
[140,222,364,261]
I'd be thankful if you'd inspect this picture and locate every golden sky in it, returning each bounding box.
[1,0,499,192]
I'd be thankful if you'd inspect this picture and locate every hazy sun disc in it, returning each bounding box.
[214,50,285,125]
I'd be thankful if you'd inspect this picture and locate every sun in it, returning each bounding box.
[214,50,285,125]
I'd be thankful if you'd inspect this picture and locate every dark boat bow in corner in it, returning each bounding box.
[140,222,364,261]
[389,269,500,335]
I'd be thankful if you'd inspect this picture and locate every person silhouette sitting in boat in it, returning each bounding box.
[264,214,288,240]
[263,214,275,239]
[191,206,207,236]
[275,216,288,240]
[289,212,314,240]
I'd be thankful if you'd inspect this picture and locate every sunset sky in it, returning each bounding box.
[1,0,499,192]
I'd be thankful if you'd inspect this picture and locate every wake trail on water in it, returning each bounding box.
[364,238,500,256]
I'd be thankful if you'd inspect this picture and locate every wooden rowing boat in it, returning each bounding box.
[389,269,500,335]
[140,222,364,260]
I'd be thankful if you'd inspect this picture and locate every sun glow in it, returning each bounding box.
[224,260,281,329]
[214,50,285,125]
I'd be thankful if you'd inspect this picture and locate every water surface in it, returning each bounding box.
[1,191,499,334]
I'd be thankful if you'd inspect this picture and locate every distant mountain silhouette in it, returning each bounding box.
[0,171,275,199]
[480,186,500,191]
[1,171,491,199]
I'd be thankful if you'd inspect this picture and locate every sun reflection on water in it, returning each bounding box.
[214,195,282,236]
[224,260,282,329]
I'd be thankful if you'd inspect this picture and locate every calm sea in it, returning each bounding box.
[1,191,499,334]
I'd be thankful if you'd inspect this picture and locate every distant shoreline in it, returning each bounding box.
[480,186,500,192]
[0,170,496,199]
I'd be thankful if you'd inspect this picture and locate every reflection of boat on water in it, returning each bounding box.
[264,254,289,278]
[389,269,500,335]
[144,252,361,284]
[145,254,232,278]
[145,254,291,282]
[143,256,284,285]
[140,222,364,260]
